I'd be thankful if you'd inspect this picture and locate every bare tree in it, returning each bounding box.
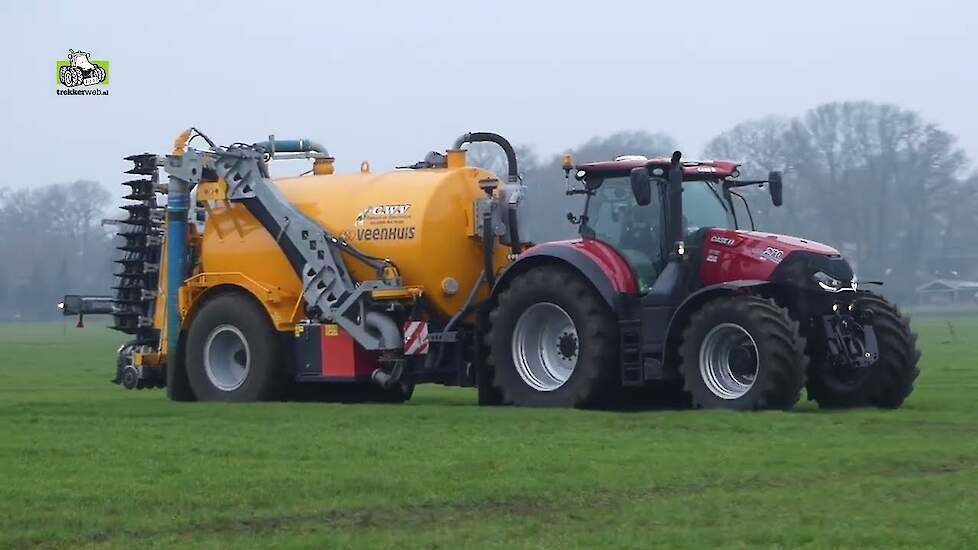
[703,101,970,299]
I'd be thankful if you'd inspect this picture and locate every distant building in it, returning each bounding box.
[915,279,978,306]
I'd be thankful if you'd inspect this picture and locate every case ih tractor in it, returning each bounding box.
[63,130,919,410]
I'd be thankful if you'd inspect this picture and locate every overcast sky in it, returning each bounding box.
[1,1,975,191]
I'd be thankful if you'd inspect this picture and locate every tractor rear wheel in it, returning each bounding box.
[807,293,920,409]
[487,266,618,408]
[679,295,807,410]
[184,292,286,402]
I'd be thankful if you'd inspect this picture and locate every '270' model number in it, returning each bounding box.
[761,246,785,262]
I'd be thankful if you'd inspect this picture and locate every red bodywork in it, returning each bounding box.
[538,230,839,296]
[699,228,839,286]
[549,239,639,294]
[321,325,380,378]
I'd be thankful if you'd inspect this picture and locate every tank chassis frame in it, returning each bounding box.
[167,144,404,353]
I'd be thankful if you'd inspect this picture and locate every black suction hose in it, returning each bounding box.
[453,132,519,183]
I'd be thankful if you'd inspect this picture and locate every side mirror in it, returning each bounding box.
[630,167,652,206]
[768,170,783,207]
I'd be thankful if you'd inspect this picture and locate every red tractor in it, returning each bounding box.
[484,151,920,410]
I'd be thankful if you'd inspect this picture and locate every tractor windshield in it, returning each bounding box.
[684,181,736,233]
[587,178,736,292]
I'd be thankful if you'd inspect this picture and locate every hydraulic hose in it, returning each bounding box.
[444,269,486,334]
[452,132,519,183]
[507,208,521,257]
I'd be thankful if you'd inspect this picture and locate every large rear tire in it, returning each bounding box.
[487,266,619,408]
[807,293,920,409]
[679,295,807,410]
[184,292,286,402]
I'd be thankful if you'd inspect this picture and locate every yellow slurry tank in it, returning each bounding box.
[199,162,509,320]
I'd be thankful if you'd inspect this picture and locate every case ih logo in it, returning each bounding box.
[354,204,411,226]
[710,235,737,247]
[56,49,110,96]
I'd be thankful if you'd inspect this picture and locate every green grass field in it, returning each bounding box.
[1,317,977,549]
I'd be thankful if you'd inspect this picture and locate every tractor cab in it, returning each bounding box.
[565,153,778,294]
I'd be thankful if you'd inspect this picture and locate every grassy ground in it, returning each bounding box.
[0,317,976,549]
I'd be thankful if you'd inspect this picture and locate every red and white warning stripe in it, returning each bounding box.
[403,320,429,355]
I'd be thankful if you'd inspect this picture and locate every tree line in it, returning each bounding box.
[1,100,975,320]
[0,181,115,321]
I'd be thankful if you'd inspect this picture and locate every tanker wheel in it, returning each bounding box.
[679,295,807,411]
[807,293,920,409]
[487,266,618,408]
[184,292,286,402]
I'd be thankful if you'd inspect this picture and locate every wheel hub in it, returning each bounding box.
[511,302,579,392]
[203,324,251,392]
[699,323,759,400]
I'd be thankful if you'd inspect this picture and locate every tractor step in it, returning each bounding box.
[619,319,644,386]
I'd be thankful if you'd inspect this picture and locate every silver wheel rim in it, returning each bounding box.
[699,323,759,400]
[511,302,579,392]
[204,324,251,392]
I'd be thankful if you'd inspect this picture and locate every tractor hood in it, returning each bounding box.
[699,228,854,291]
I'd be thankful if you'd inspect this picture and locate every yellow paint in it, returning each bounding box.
[172,129,192,156]
[197,179,227,201]
[179,271,298,331]
[324,324,339,336]
[370,286,424,301]
[446,149,466,169]
[133,352,161,367]
[313,158,335,175]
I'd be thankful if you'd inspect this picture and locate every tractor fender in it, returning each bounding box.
[661,280,771,369]
[492,240,638,311]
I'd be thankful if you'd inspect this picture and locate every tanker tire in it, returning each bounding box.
[679,295,807,411]
[184,292,286,402]
[487,266,618,408]
[807,293,920,409]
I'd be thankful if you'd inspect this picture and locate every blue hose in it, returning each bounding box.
[165,178,189,364]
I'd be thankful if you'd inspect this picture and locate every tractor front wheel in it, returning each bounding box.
[679,295,807,410]
[807,293,920,409]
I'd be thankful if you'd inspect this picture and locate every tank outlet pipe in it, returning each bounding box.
[452,132,519,183]
[365,310,402,350]
[255,138,329,157]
